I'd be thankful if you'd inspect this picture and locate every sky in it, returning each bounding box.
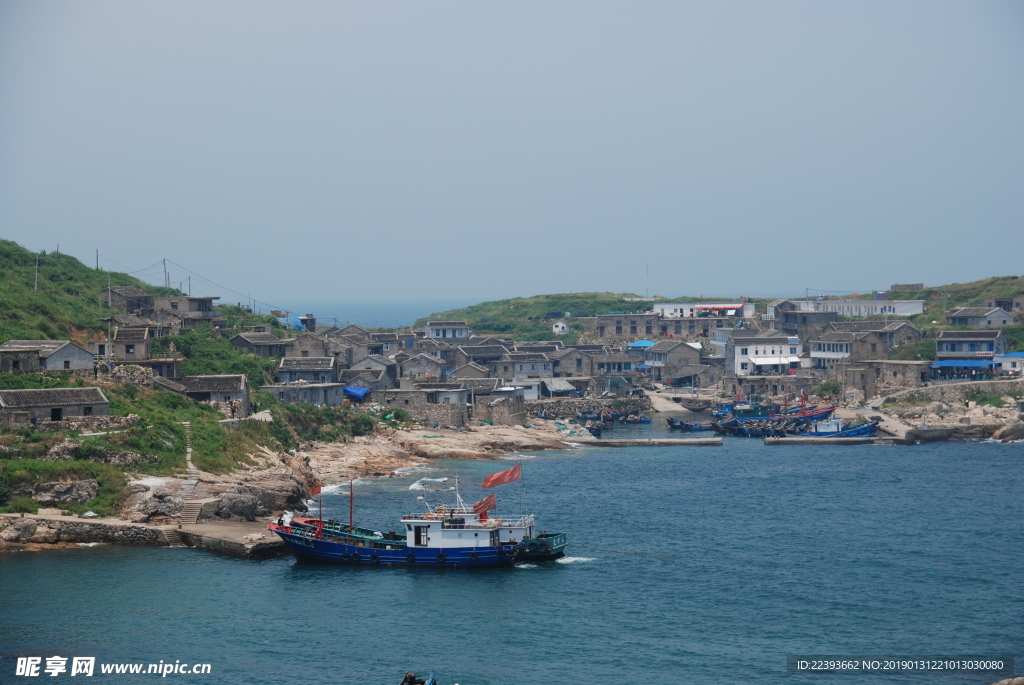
[1,1,1022,308]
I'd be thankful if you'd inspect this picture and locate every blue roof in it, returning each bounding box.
[343,386,371,399]
[930,360,996,368]
[626,340,657,348]
[636,364,652,369]
[997,351,1024,358]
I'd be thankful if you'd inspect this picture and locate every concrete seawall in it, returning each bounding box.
[589,437,722,447]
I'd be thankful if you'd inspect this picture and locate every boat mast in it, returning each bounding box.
[349,479,354,531]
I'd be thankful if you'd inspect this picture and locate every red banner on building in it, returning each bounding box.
[473,493,497,515]
[482,463,522,489]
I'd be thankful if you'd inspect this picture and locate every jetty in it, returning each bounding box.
[763,436,907,446]
[588,437,722,447]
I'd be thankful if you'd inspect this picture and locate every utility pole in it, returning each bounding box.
[188,277,190,296]
[646,263,649,300]
[96,249,99,270]
[163,258,168,288]
[34,254,39,291]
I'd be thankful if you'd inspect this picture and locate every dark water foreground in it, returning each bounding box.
[1,438,1021,685]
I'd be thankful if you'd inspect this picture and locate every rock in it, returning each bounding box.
[989,678,1024,685]
[110,364,155,385]
[124,483,149,496]
[0,518,37,542]
[926,401,946,414]
[140,487,185,516]
[993,421,1024,442]
[29,524,59,543]
[239,473,308,513]
[23,480,99,505]
[216,493,259,521]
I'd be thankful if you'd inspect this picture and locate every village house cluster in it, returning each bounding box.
[0,283,1021,427]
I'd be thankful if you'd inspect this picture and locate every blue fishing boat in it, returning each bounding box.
[269,484,526,567]
[667,417,715,431]
[793,419,880,437]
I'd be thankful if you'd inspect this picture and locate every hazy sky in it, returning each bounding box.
[1,1,1022,306]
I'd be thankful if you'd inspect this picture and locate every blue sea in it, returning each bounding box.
[1,429,1021,685]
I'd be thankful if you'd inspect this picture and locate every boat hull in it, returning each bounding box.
[272,528,521,567]
[520,532,567,561]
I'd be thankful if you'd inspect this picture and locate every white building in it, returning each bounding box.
[424,320,470,339]
[725,335,803,376]
[795,300,924,317]
[649,302,755,319]
[552,320,569,335]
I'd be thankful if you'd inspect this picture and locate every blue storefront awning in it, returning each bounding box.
[343,386,371,399]
[636,364,652,369]
[930,360,996,368]
[627,340,657,349]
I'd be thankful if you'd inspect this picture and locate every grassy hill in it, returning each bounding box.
[414,292,738,341]
[0,239,183,344]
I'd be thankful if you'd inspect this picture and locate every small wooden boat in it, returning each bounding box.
[677,398,712,412]
[667,417,715,431]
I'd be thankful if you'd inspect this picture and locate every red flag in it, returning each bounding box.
[473,493,496,515]
[482,463,522,489]
[311,486,322,495]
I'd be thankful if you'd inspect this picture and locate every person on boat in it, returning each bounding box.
[401,673,426,685]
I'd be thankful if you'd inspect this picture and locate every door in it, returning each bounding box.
[489,530,500,547]
[415,526,429,546]
[51,408,63,421]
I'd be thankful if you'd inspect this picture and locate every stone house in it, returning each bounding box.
[0,340,94,373]
[370,331,417,351]
[588,313,661,339]
[369,388,468,426]
[230,332,293,358]
[808,331,888,373]
[89,328,182,377]
[453,362,489,378]
[337,368,391,391]
[262,382,346,406]
[643,340,702,382]
[423,320,470,340]
[154,296,226,328]
[179,375,250,417]
[98,286,152,313]
[945,307,1014,328]
[935,330,1006,361]
[0,387,109,422]
[549,348,593,378]
[350,354,398,386]
[825,321,922,348]
[399,353,447,380]
[984,295,1024,314]
[284,333,329,358]
[278,357,338,384]
[773,310,837,338]
[453,345,510,367]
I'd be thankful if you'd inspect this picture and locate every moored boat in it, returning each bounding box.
[520,531,568,561]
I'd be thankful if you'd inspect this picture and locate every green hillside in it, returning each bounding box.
[414,292,737,341]
[0,239,180,344]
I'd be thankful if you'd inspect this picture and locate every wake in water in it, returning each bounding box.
[556,557,595,564]
[409,477,449,491]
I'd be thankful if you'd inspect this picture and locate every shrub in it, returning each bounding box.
[0,481,10,505]
[815,380,842,397]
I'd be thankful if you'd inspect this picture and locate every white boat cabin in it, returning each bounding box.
[401,508,535,549]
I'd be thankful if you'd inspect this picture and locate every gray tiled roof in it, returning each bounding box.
[937,330,1003,339]
[0,340,72,356]
[279,357,335,370]
[180,375,247,393]
[0,387,108,408]
[113,328,150,343]
[105,286,151,298]
[947,307,1004,317]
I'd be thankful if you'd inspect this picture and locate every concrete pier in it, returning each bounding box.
[763,436,907,446]
[589,437,722,447]
[177,520,287,558]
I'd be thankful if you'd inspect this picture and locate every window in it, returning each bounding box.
[871,343,877,353]
[64,360,70,369]
[790,347,796,354]
[630,326,637,335]
[674,323,681,334]
[125,345,135,354]
[740,348,748,356]
[301,350,309,357]
[171,301,178,309]
[623,362,631,370]
[503,365,509,372]
[741,363,748,370]
[598,326,606,337]
[442,397,449,403]
[615,326,623,335]
[576,358,582,368]
[224,396,231,402]
[98,344,105,356]
[83,406,92,416]
[646,325,653,335]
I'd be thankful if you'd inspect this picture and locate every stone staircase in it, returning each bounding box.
[160,527,187,548]
[180,421,200,499]
[179,498,219,525]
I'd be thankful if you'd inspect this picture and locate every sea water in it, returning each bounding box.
[1,435,1021,684]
